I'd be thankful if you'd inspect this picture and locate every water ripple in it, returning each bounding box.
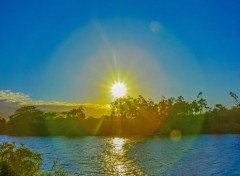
[1,135,240,175]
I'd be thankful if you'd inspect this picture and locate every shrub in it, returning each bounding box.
[0,142,42,176]
[0,142,68,176]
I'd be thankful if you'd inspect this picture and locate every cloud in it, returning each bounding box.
[0,90,31,105]
[0,90,110,118]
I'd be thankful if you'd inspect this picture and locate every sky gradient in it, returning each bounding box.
[0,0,240,112]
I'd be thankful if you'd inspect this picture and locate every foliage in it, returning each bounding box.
[8,106,48,136]
[0,142,69,176]
[0,142,42,176]
[6,106,88,137]
[35,159,68,176]
[230,91,240,107]
[47,159,68,176]
[0,117,6,134]
[0,92,240,137]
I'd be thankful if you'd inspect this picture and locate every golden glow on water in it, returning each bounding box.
[102,138,144,175]
[112,138,125,152]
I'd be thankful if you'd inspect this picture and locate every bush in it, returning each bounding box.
[0,142,68,176]
[0,142,42,176]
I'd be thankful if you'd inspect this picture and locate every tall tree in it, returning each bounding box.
[8,106,47,136]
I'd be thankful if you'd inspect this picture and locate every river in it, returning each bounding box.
[0,135,240,175]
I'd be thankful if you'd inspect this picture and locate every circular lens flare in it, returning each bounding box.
[111,82,127,98]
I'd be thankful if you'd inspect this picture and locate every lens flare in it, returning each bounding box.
[111,82,127,98]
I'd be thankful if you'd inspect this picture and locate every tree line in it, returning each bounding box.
[0,92,239,137]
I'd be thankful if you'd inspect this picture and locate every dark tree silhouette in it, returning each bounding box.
[8,106,48,136]
[0,117,6,134]
[1,92,240,137]
[230,91,240,107]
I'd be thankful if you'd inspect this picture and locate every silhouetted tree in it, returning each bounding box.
[67,106,85,119]
[196,92,208,113]
[8,106,48,136]
[1,92,240,137]
[0,117,6,134]
[230,91,240,107]
[108,95,162,136]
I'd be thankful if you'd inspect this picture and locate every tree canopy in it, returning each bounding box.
[0,92,239,137]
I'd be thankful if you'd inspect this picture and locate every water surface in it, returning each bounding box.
[0,135,240,175]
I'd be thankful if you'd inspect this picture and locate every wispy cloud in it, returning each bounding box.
[0,90,110,118]
[0,90,31,105]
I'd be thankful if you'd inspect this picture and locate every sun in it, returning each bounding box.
[111,82,127,98]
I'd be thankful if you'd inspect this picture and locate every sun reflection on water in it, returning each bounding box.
[101,137,145,175]
[112,138,125,153]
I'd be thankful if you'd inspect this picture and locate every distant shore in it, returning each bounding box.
[1,93,240,137]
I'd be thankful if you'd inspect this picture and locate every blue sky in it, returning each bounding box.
[0,0,240,107]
